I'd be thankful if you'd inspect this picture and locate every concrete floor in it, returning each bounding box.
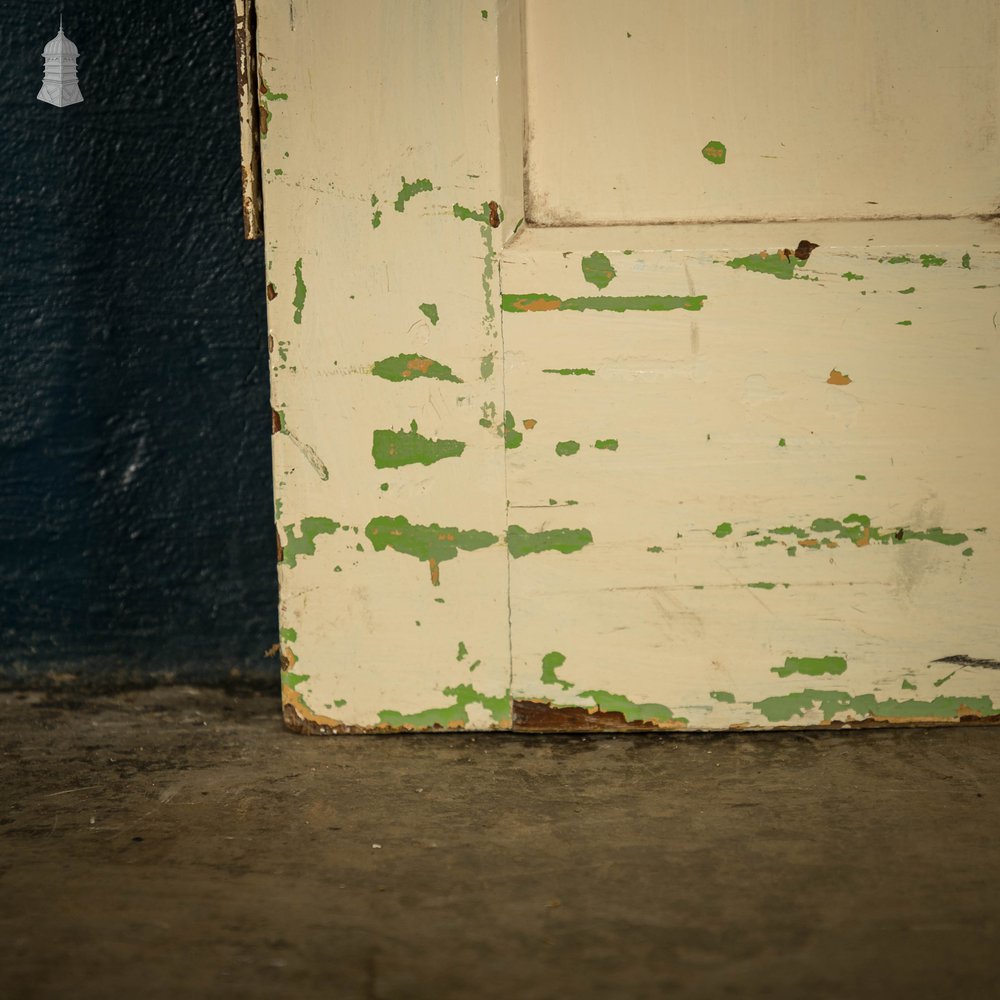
[2,688,998,1000]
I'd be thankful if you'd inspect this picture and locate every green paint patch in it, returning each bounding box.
[754,538,777,547]
[963,547,974,556]
[647,546,663,553]
[577,689,683,725]
[292,258,306,324]
[772,655,847,678]
[418,303,439,325]
[281,671,309,691]
[452,201,503,225]
[725,251,806,280]
[897,320,912,326]
[748,582,777,590]
[555,440,580,457]
[502,293,706,313]
[842,272,864,281]
[394,177,433,212]
[731,514,971,551]
[714,522,733,538]
[778,438,786,447]
[898,287,915,294]
[541,651,573,691]
[710,691,736,704]
[594,439,618,451]
[581,251,617,290]
[480,353,495,379]
[507,525,593,559]
[542,368,595,376]
[855,474,867,480]
[371,353,462,383]
[701,140,727,165]
[902,679,917,691]
[457,641,468,662]
[962,252,972,269]
[920,253,946,267]
[282,517,340,568]
[481,8,488,18]
[880,254,913,264]
[365,515,498,586]
[934,670,958,688]
[753,689,997,724]
[503,411,523,450]
[371,421,466,469]
[380,482,389,491]
[280,627,298,643]
[273,168,284,176]
[378,683,509,729]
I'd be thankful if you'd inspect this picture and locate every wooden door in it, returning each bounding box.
[246,0,1000,732]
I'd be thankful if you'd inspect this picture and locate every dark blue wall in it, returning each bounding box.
[0,2,278,687]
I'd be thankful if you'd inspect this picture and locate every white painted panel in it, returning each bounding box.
[257,0,525,730]
[501,221,1000,727]
[525,0,1000,223]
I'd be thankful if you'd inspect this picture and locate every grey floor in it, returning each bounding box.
[2,687,998,999]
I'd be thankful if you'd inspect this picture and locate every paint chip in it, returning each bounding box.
[827,369,852,385]
[701,140,727,165]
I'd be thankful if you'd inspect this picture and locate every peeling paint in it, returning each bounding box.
[452,201,503,226]
[581,251,616,290]
[378,683,509,729]
[593,439,618,451]
[394,177,433,212]
[480,352,495,379]
[920,253,946,267]
[772,655,848,678]
[701,140,727,165]
[507,525,593,559]
[711,691,736,703]
[370,193,381,228]
[371,421,466,469]
[282,517,341,568]
[365,515,498,585]
[714,522,733,538]
[292,258,306,324]
[725,243,817,280]
[962,252,972,269]
[827,369,852,385]
[721,513,974,552]
[555,440,580,457]
[842,272,864,281]
[371,354,463,383]
[418,303,439,325]
[753,689,998,724]
[502,293,706,313]
[502,411,523,449]
[576,689,684,725]
[543,368,595,376]
[541,651,572,690]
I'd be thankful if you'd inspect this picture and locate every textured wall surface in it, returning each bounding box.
[0,2,277,685]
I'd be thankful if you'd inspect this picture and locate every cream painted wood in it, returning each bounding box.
[255,0,1000,731]
[501,220,1000,728]
[525,0,1000,224]
[256,0,525,731]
